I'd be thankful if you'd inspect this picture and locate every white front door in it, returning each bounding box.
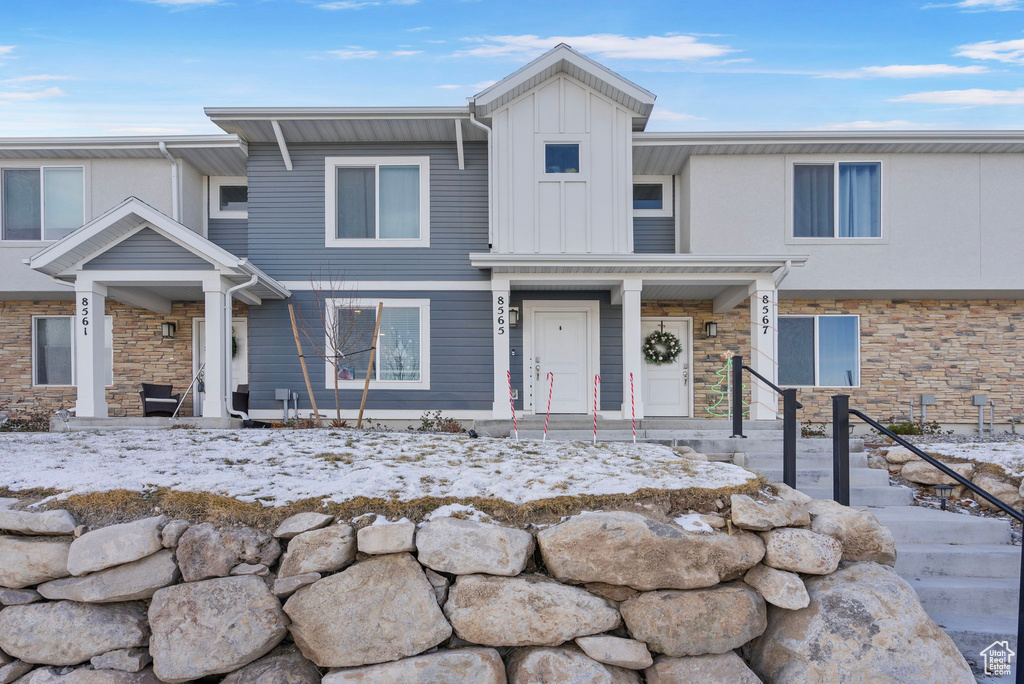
[641,318,691,417]
[534,310,589,414]
[194,318,248,416]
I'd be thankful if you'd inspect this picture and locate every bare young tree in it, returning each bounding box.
[296,267,374,424]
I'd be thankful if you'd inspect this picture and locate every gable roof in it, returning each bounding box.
[470,44,656,127]
[27,197,289,299]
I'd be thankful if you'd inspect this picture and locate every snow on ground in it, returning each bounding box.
[920,441,1024,478]
[0,429,758,507]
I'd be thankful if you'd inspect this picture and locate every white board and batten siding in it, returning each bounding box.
[491,75,634,256]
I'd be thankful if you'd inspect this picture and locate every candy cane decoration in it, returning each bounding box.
[543,372,554,442]
[507,370,518,442]
[593,374,601,445]
[630,372,636,444]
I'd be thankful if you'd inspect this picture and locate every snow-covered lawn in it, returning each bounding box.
[921,441,1024,478]
[0,429,758,507]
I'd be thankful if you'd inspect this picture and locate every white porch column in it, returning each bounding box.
[749,279,779,420]
[620,279,644,420]
[74,280,108,418]
[202,277,230,418]
[491,278,512,419]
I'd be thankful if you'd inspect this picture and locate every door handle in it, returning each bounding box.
[535,364,541,380]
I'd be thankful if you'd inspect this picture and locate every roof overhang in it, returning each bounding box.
[28,197,290,301]
[633,130,1024,175]
[470,44,656,129]
[205,106,487,144]
[0,135,248,176]
[470,252,807,275]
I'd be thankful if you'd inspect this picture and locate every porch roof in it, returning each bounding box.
[26,197,290,302]
[469,253,807,275]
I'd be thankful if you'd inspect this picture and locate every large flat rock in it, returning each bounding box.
[67,517,165,576]
[322,648,506,683]
[417,518,533,576]
[0,537,71,589]
[38,550,179,603]
[0,510,76,536]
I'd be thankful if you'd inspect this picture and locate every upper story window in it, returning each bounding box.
[2,166,84,241]
[779,314,860,388]
[632,175,673,217]
[324,156,430,248]
[545,144,580,174]
[793,162,881,239]
[210,176,248,219]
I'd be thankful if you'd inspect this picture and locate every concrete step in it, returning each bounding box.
[868,507,1013,545]
[744,452,870,469]
[929,614,1017,679]
[895,544,1021,578]
[798,485,915,506]
[755,467,890,487]
[910,576,1020,617]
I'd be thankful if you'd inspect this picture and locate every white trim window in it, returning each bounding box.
[209,176,248,219]
[325,298,430,390]
[632,175,672,217]
[791,161,882,240]
[2,166,85,242]
[779,314,860,388]
[324,156,430,248]
[32,314,112,387]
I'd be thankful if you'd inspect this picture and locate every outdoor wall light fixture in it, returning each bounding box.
[509,307,520,328]
[705,321,718,338]
[933,484,954,510]
[161,322,176,339]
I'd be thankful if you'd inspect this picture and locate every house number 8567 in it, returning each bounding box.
[761,295,770,335]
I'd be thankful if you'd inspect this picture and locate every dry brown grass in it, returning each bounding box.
[0,473,769,529]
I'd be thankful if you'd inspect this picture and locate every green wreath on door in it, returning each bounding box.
[642,330,682,365]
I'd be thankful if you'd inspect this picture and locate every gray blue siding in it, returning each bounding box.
[508,291,622,412]
[633,217,676,254]
[248,290,492,413]
[246,143,489,281]
[83,228,213,270]
[208,219,248,259]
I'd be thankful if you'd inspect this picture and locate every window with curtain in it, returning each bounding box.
[793,162,880,238]
[779,315,859,387]
[329,301,427,387]
[329,157,428,246]
[33,315,112,386]
[2,167,84,241]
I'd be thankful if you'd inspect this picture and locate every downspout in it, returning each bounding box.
[225,274,258,421]
[773,259,793,288]
[467,112,493,247]
[157,142,180,222]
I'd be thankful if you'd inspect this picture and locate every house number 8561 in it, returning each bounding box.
[80,296,90,336]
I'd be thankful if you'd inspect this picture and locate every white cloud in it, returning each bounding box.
[892,87,1024,104]
[956,38,1024,63]
[327,49,378,59]
[316,0,418,8]
[3,74,73,83]
[472,80,496,90]
[0,87,64,102]
[135,0,224,6]
[454,34,735,61]
[823,64,991,78]
[105,126,195,134]
[391,50,423,56]
[808,120,944,130]
[649,109,705,123]
[923,0,1021,10]
[435,84,462,89]
[0,46,15,58]
[405,26,431,32]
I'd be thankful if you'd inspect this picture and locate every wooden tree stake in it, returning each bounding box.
[357,302,383,428]
[288,303,322,427]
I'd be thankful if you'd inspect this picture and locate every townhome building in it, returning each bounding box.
[1,44,1021,429]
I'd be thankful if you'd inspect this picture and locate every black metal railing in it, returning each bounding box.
[832,394,1024,683]
[731,355,802,488]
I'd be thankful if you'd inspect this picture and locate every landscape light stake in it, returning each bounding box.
[357,302,383,429]
[288,303,322,427]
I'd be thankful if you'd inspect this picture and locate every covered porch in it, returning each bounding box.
[471,253,808,422]
[26,197,290,421]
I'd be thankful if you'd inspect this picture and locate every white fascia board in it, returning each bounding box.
[632,130,1024,146]
[204,106,471,121]
[471,44,655,114]
[0,134,243,151]
[469,253,808,270]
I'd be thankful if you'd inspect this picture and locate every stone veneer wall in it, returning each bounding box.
[0,494,974,684]
[0,300,246,419]
[642,299,1024,425]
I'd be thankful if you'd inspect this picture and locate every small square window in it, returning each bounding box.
[545,144,580,174]
[633,183,663,210]
[219,186,248,213]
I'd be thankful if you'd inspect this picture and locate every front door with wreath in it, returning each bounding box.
[640,318,691,417]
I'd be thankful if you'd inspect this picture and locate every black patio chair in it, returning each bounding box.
[139,383,180,417]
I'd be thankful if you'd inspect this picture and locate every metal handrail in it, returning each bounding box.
[731,355,800,488]
[833,395,1024,684]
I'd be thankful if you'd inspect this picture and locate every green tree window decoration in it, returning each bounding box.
[706,355,750,418]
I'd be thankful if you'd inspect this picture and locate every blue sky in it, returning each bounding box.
[1,0,1023,136]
